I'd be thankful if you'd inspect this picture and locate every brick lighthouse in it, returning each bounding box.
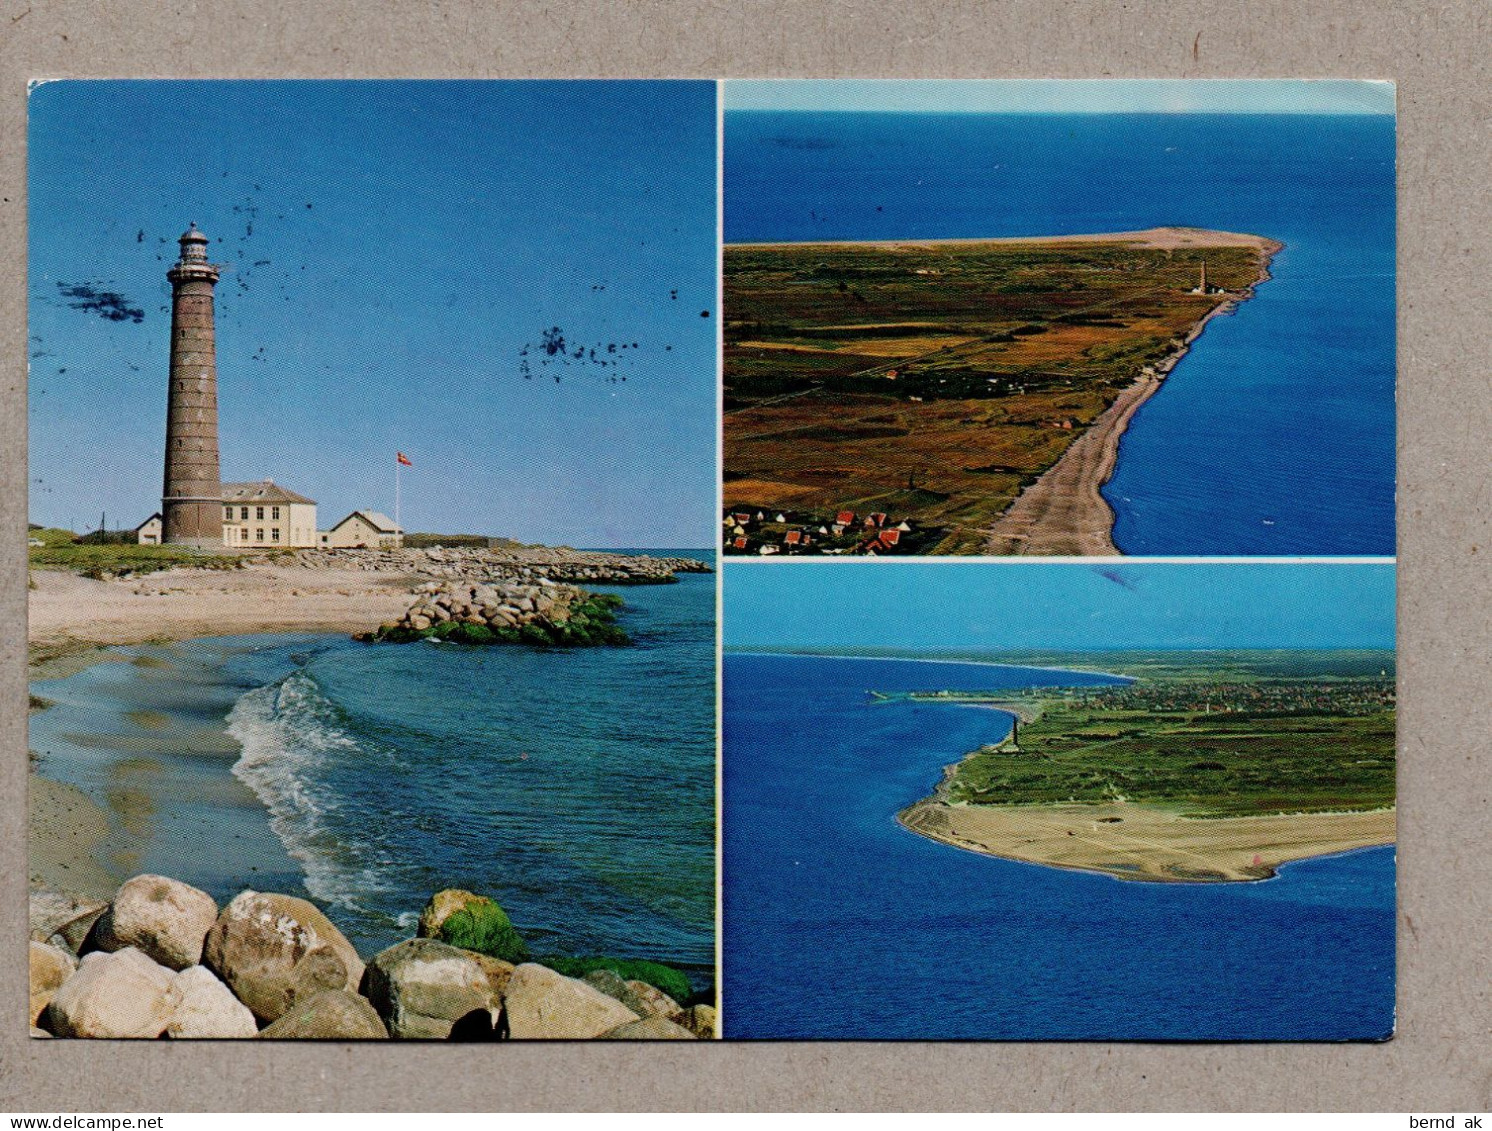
[161,224,224,546]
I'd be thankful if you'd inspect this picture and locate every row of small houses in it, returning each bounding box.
[725,508,913,556]
[135,480,403,550]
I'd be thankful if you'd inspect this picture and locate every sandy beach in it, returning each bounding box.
[28,562,418,669]
[899,797,1394,883]
[28,773,120,899]
[982,372,1159,556]
[28,546,707,901]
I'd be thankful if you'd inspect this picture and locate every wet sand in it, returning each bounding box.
[898,798,1395,883]
[28,773,120,900]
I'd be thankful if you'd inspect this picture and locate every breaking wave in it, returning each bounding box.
[226,669,395,916]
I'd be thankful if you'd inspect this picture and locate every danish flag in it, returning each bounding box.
[396,452,413,467]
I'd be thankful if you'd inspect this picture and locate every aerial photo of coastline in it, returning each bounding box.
[721,80,1395,556]
[28,81,718,1040]
[723,561,1396,1039]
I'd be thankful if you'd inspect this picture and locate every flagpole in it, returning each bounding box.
[395,456,401,534]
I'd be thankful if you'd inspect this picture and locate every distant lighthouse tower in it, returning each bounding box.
[161,224,224,547]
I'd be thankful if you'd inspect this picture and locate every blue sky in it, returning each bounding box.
[724,562,1395,651]
[725,79,1395,116]
[28,81,717,546]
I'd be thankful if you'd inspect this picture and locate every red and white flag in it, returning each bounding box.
[396,452,413,467]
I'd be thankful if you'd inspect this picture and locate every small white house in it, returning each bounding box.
[320,510,404,550]
[135,513,163,545]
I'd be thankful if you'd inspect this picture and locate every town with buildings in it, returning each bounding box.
[722,506,935,556]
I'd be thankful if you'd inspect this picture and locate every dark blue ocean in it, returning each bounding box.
[725,112,1396,556]
[722,653,1395,1039]
[30,561,716,987]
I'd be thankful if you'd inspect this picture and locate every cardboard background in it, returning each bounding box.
[3,0,1487,1112]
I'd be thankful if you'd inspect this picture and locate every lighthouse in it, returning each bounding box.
[161,224,224,546]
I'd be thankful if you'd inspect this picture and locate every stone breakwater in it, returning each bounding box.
[288,545,711,585]
[30,878,715,1041]
[362,578,629,647]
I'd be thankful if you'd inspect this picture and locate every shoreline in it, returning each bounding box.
[28,546,708,670]
[983,234,1283,556]
[28,561,717,976]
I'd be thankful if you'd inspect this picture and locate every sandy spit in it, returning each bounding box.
[898,798,1395,883]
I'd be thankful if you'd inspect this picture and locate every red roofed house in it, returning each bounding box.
[732,536,748,550]
[836,510,857,527]
[784,529,802,546]
[879,528,901,547]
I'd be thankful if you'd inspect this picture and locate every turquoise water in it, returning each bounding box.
[722,653,1395,1040]
[31,560,716,986]
[725,111,1395,555]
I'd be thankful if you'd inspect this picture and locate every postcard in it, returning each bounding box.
[27,77,1397,1046]
[27,80,719,1040]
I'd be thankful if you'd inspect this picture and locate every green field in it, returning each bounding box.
[869,651,1396,818]
[27,528,252,579]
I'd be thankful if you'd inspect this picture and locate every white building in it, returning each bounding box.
[221,481,318,549]
[320,510,403,550]
[135,513,163,545]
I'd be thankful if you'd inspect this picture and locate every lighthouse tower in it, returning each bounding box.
[161,224,224,547]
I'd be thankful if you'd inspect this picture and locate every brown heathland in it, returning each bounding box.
[724,227,1279,554]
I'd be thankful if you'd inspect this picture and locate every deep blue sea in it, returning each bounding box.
[722,653,1395,1039]
[725,112,1396,556]
[30,559,716,987]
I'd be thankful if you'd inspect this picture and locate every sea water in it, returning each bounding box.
[722,653,1395,1039]
[29,560,716,986]
[725,112,1395,556]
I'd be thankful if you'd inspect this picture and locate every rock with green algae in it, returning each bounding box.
[417,888,530,965]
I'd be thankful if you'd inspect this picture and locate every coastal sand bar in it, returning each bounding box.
[899,798,1395,883]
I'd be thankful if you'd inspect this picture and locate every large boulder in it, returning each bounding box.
[44,947,176,1038]
[501,963,640,1040]
[466,951,516,999]
[582,969,649,1018]
[29,890,107,953]
[415,888,478,938]
[599,1015,698,1040]
[29,941,77,1026]
[416,889,528,964]
[625,979,681,1019]
[165,966,258,1039]
[258,990,389,1040]
[678,1003,717,1040]
[86,875,218,971]
[202,891,364,1024]
[362,938,496,1039]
